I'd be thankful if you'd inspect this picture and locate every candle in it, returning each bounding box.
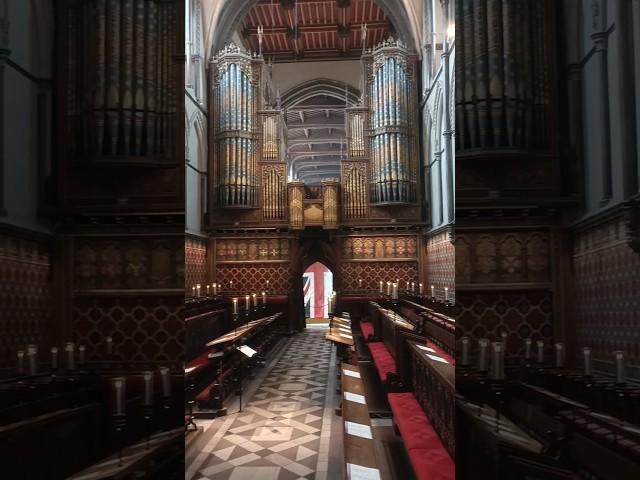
[524,338,532,360]
[615,351,625,383]
[78,345,86,365]
[245,295,250,309]
[27,344,37,376]
[500,331,508,357]
[262,291,267,306]
[17,350,24,374]
[192,286,196,297]
[143,371,153,405]
[233,298,238,314]
[252,293,257,307]
[411,282,415,294]
[430,285,435,297]
[583,347,591,376]
[444,287,449,301]
[392,282,398,300]
[386,281,391,296]
[461,336,470,366]
[206,284,210,295]
[555,343,564,368]
[478,338,489,371]
[51,347,58,370]
[419,283,423,295]
[213,283,217,295]
[159,367,171,397]
[358,279,363,288]
[536,340,544,363]
[379,280,383,294]
[113,377,125,415]
[492,342,504,380]
[65,342,76,370]
[266,280,269,291]
[106,336,113,355]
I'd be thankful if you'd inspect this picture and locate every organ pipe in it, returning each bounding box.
[64,0,176,163]
[364,39,418,204]
[212,44,261,207]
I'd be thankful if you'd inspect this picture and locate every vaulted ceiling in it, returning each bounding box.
[240,0,394,61]
[282,80,360,184]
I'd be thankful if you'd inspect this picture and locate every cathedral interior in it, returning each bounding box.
[0,0,639,479]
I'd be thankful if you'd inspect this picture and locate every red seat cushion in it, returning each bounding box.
[360,321,374,340]
[388,393,454,479]
[367,342,396,381]
[408,447,455,480]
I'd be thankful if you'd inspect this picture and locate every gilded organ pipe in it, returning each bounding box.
[365,38,418,204]
[212,44,260,207]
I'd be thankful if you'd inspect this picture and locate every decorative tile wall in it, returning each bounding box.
[72,294,184,368]
[0,232,51,368]
[455,290,554,356]
[425,230,455,294]
[215,238,290,262]
[573,215,640,371]
[74,237,184,290]
[340,261,419,293]
[455,231,550,284]
[186,236,208,288]
[215,263,293,294]
[341,235,418,260]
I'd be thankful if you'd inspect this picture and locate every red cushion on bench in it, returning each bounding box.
[186,350,211,369]
[388,393,440,450]
[408,447,455,480]
[388,393,453,479]
[360,321,374,340]
[367,342,396,381]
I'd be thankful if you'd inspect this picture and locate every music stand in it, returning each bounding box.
[235,345,257,413]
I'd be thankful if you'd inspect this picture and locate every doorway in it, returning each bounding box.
[303,261,333,323]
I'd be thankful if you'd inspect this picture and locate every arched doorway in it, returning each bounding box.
[303,261,333,323]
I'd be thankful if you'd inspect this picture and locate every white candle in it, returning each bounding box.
[113,377,125,415]
[230,280,233,290]
[411,282,415,294]
[444,287,449,301]
[159,367,171,397]
[17,350,24,374]
[492,342,504,380]
[419,283,423,295]
[431,285,435,297]
[524,338,532,360]
[616,351,625,383]
[500,331,508,356]
[555,343,564,367]
[379,280,383,293]
[583,347,591,376]
[536,340,544,363]
[51,347,58,370]
[213,283,217,295]
[27,345,37,376]
[386,281,391,296]
[252,293,257,307]
[358,279,363,287]
[65,342,76,370]
[245,295,250,309]
[392,283,398,300]
[106,336,113,355]
[197,284,201,297]
[78,345,86,365]
[191,286,196,297]
[143,371,153,405]
[461,336,469,365]
[233,298,238,314]
[266,280,269,291]
[478,339,489,371]
[206,284,210,295]
[262,291,267,305]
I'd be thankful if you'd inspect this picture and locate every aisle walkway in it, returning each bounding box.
[186,328,340,480]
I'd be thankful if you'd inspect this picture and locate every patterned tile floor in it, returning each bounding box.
[187,327,340,480]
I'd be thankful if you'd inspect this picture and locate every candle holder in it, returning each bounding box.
[111,413,127,467]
